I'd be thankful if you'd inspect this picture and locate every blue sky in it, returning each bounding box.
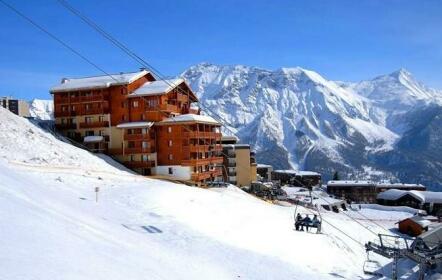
[0,0,441,99]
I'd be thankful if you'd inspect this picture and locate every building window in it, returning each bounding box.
[142,155,148,162]
[127,129,133,135]
[61,106,67,112]
[122,115,126,121]
[121,88,126,95]
[86,130,94,136]
[142,128,147,134]
[130,155,135,161]
[168,140,173,147]
[85,104,91,110]
[168,154,173,160]
[71,105,76,111]
[168,167,173,175]
[142,141,149,149]
[128,141,135,148]
[168,126,172,133]
[61,118,66,124]
[99,116,105,122]
[133,100,139,108]
[99,130,105,136]
[85,116,92,123]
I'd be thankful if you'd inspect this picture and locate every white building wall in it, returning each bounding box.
[154,165,192,180]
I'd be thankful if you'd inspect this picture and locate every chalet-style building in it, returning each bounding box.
[327,181,426,203]
[377,189,442,215]
[51,70,223,185]
[271,170,321,187]
[257,164,273,181]
[397,216,431,237]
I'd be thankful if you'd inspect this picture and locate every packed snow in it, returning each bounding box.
[0,107,433,279]
[130,78,184,96]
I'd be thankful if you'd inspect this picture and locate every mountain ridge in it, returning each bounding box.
[181,63,442,189]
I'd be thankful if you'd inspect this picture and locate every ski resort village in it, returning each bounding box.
[1,1,442,280]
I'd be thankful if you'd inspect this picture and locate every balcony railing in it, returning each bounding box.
[57,95,105,104]
[181,156,224,166]
[145,103,178,113]
[124,133,152,141]
[123,160,156,169]
[123,147,155,154]
[191,169,223,181]
[55,123,77,130]
[182,131,221,139]
[79,121,109,128]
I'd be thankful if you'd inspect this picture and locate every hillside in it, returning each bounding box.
[181,63,442,189]
[0,106,423,279]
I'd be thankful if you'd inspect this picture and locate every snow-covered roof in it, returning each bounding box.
[417,224,442,250]
[50,70,149,93]
[160,114,220,125]
[377,189,442,204]
[273,170,297,175]
[273,170,320,176]
[116,122,154,129]
[400,216,432,228]
[377,183,426,189]
[377,189,408,200]
[257,164,272,168]
[129,79,184,97]
[83,136,104,143]
[327,180,375,187]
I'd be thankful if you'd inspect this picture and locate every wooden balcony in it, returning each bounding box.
[55,123,76,130]
[79,121,109,128]
[182,131,221,139]
[123,147,155,154]
[124,133,152,141]
[123,160,156,169]
[57,95,105,104]
[181,156,224,166]
[191,169,223,181]
[108,148,123,155]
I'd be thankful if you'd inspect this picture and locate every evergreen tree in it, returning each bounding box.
[332,171,340,181]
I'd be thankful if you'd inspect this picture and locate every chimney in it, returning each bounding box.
[61,78,69,84]
[139,67,146,71]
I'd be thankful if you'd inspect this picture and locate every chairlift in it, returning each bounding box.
[363,252,383,277]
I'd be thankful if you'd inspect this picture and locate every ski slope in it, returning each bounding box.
[0,107,421,279]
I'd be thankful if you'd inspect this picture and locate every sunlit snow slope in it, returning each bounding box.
[0,107,419,279]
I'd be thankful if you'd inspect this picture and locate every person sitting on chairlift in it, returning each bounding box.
[312,215,321,232]
[295,213,303,231]
[303,215,312,232]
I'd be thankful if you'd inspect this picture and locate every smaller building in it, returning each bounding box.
[272,170,321,187]
[257,164,273,181]
[397,216,431,237]
[377,189,442,215]
[221,136,257,187]
[327,181,426,203]
[1,96,30,117]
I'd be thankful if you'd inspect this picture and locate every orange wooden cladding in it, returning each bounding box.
[79,121,109,128]
[53,71,223,183]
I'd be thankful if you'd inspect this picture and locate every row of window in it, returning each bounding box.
[60,103,104,112]
[60,116,107,124]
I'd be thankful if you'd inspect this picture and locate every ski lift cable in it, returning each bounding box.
[56,0,241,139]
[0,0,119,82]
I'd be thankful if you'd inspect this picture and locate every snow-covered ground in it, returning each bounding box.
[0,107,427,279]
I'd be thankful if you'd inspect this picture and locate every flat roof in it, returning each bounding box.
[83,136,104,143]
[50,70,149,93]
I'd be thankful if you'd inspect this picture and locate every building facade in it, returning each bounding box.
[51,70,223,185]
[221,139,257,187]
[1,96,30,117]
[327,181,426,203]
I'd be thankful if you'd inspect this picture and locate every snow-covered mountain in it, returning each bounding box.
[1,106,420,279]
[29,98,53,120]
[182,63,442,189]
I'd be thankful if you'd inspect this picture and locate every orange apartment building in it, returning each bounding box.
[51,69,223,184]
